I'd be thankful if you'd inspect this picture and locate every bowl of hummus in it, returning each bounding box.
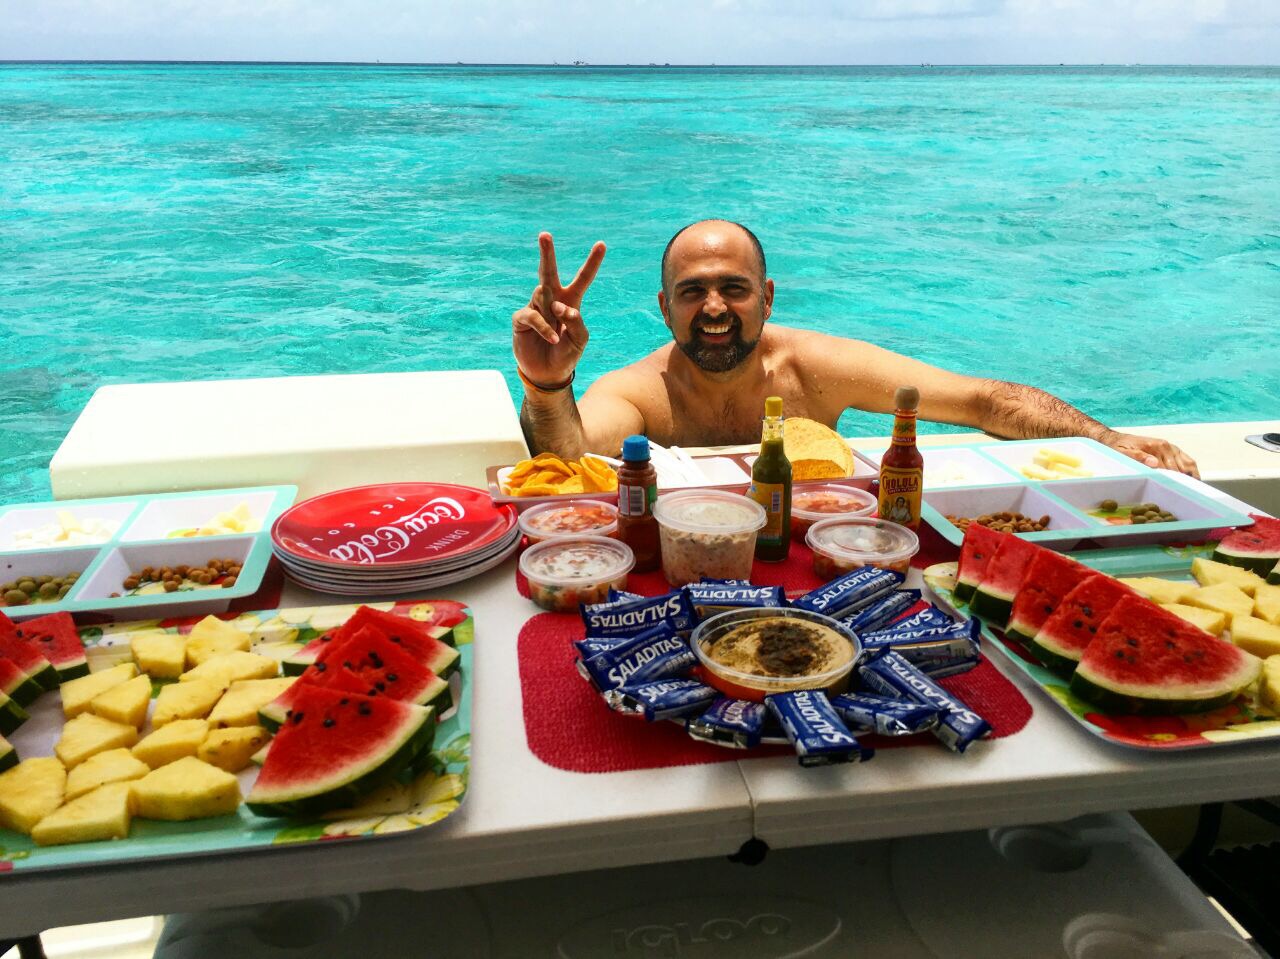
[691,607,863,701]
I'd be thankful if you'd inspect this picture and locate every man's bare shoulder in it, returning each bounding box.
[583,343,675,399]
[764,325,884,370]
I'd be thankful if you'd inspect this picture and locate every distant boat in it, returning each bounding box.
[573,60,588,67]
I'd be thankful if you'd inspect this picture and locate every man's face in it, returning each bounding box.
[658,224,773,374]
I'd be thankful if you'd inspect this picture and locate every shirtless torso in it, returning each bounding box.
[511,220,1198,476]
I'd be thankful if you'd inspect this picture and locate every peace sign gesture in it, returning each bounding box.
[512,232,607,389]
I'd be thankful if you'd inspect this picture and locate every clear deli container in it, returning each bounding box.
[691,607,863,702]
[517,499,619,545]
[806,516,920,580]
[519,535,635,613]
[653,490,767,587]
[790,485,878,539]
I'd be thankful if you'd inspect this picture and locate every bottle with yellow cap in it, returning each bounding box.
[749,395,792,562]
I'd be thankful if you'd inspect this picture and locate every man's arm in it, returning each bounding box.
[803,336,1199,476]
[520,373,644,460]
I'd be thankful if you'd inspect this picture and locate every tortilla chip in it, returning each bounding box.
[783,418,854,480]
[580,457,618,493]
[517,482,564,497]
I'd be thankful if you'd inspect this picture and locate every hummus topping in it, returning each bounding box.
[702,617,853,680]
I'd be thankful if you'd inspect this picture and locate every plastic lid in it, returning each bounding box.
[791,485,877,520]
[652,490,767,535]
[519,535,635,586]
[518,499,618,539]
[764,396,783,417]
[621,435,650,462]
[805,515,919,564]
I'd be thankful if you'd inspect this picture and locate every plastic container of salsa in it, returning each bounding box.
[519,536,635,613]
[518,499,619,544]
[805,516,919,580]
[790,485,877,539]
[691,607,863,702]
[652,490,766,587]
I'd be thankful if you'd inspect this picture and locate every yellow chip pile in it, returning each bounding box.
[503,453,618,497]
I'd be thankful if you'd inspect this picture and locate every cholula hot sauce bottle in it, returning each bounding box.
[878,386,924,530]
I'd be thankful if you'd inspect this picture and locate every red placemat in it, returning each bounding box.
[518,610,1033,774]
[515,521,959,601]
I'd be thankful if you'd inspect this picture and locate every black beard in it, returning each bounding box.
[678,328,761,373]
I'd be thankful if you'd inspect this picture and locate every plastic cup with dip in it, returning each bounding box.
[790,485,878,539]
[805,516,920,580]
[691,607,863,702]
[518,536,635,613]
[652,490,767,587]
[517,499,619,545]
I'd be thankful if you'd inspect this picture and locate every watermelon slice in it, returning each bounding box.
[259,628,452,731]
[0,656,42,710]
[0,733,15,773]
[1071,594,1261,714]
[284,611,460,679]
[0,619,58,693]
[247,685,436,818]
[1029,574,1134,676]
[969,533,1040,626]
[15,613,88,682]
[0,687,28,736]
[1214,515,1280,578]
[334,604,466,648]
[1005,550,1093,647]
[953,525,1003,603]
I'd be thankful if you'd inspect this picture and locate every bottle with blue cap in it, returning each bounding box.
[616,434,660,572]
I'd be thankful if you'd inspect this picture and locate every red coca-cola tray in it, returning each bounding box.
[271,483,518,569]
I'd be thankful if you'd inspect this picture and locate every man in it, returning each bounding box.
[512,220,1198,476]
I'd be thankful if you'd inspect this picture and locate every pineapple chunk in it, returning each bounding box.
[185,616,252,668]
[1231,616,1280,659]
[198,726,270,773]
[208,678,296,728]
[1192,557,1265,598]
[180,651,278,687]
[1038,447,1083,468]
[65,748,151,800]
[32,782,133,846]
[1187,582,1255,626]
[55,713,139,769]
[130,631,187,679]
[152,679,225,727]
[0,758,66,834]
[1159,603,1227,637]
[131,756,240,821]
[60,663,138,719]
[1255,584,1280,627]
[1120,577,1196,606]
[132,719,210,769]
[89,674,152,728]
[1261,656,1280,714]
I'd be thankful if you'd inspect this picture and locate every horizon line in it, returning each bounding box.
[2,59,1278,68]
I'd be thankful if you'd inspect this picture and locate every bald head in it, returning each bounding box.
[660,220,767,293]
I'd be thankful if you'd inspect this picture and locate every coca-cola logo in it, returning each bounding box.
[320,496,469,564]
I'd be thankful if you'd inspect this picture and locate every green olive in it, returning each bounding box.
[38,581,58,599]
[1099,499,1118,512]
[1131,515,1148,524]
[57,583,72,598]
[16,579,37,594]
[3,589,28,606]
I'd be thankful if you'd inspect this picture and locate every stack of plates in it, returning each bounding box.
[271,483,520,595]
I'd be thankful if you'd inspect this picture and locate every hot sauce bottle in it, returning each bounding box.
[878,386,924,530]
[749,396,792,562]
[616,434,661,572]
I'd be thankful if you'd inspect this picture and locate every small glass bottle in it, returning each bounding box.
[878,386,924,530]
[616,434,660,572]
[749,396,792,561]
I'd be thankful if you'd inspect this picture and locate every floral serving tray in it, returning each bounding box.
[0,599,471,875]
[923,544,1280,751]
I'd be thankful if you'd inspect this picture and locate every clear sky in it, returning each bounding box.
[2,0,1277,64]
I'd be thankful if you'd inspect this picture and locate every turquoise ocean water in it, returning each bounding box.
[2,64,1277,502]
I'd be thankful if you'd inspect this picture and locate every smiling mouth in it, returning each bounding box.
[696,319,737,340]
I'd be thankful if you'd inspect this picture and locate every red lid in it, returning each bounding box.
[271,483,517,568]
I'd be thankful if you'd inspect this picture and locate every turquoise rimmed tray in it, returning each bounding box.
[923,544,1280,751]
[0,598,471,875]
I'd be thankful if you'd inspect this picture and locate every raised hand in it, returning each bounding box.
[512,232,606,388]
